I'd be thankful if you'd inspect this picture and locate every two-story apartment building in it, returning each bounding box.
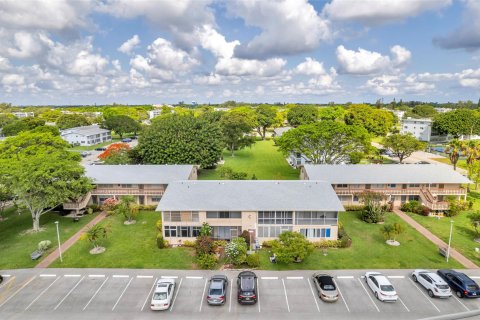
[156,180,344,245]
[301,164,470,211]
[400,118,432,142]
[61,125,112,146]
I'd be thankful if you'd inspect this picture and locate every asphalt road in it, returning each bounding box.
[1,268,480,320]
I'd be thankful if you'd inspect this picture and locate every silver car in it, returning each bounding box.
[312,273,339,302]
[207,275,228,305]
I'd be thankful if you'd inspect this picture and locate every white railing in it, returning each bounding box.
[91,188,164,195]
[63,192,92,210]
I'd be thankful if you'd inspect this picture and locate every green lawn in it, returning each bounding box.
[68,138,121,152]
[199,139,299,180]
[259,211,463,270]
[49,211,196,269]
[0,207,97,269]
[430,157,467,170]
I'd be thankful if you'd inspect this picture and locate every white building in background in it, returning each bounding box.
[12,112,34,118]
[391,110,405,119]
[401,118,432,142]
[60,125,111,146]
[148,110,162,119]
[435,108,453,113]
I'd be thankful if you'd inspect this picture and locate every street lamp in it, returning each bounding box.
[446,220,454,263]
[55,221,63,263]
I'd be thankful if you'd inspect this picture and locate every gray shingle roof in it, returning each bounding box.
[85,165,194,184]
[156,180,344,212]
[61,125,110,136]
[303,164,471,184]
[273,126,292,137]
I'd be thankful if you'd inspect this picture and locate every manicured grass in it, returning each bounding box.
[0,207,97,269]
[259,211,463,270]
[68,138,121,151]
[199,139,299,180]
[49,211,196,269]
[430,157,467,170]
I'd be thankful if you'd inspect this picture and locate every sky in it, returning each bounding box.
[0,0,480,105]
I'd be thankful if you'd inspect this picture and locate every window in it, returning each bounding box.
[295,211,337,225]
[258,211,293,225]
[299,228,331,238]
[163,211,198,222]
[336,184,348,188]
[120,184,133,188]
[388,184,397,188]
[164,226,201,238]
[371,184,385,189]
[258,226,292,237]
[409,184,420,188]
[164,226,177,237]
[180,227,189,237]
[151,197,162,202]
[206,211,241,219]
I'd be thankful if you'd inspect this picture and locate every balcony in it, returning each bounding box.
[91,188,164,196]
[63,192,91,210]
[333,187,466,196]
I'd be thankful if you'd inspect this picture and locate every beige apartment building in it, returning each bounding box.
[301,164,470,211]
[156,180,344,245]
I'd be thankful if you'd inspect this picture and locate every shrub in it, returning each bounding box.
[313,240,342,248]
[343,205,366,211]
[101,198,119,212]
[138,204,157,210]
[401,200,423,215]
[87,204,101,212]
[357,191,387,223]
[197,253,218,270]
[38,240,52,252]
[446,198,469,217]
[155,219,162,232]
[239,230,251,247]
[225,237,248,265]
[271,231,314,264]
[262,240,276,248]
[156,233,165,249]
[195,236,214,255]
[212,240,228,248]
[340,236,352,248]
[246,253,260,268]
[199,222,212,237]
[183,240,196,247]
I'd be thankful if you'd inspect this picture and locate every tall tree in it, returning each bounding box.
[286,105,318,127]
[344,104,395,136]
[433,109,480,137]
[461,140,480,178]
[221,110,256,156]
[383,133,425,163]
[255,105,277,140]
[98,142,132,164]
[276,121,370,164]
[406,105,438,118]
[137,114,224,168]
[318,106,345,121]
[56,114,90,130]
[103,115,141,138]
[0,131,92,231]
[445,139,463,171]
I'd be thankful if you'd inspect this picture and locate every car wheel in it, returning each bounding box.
[375,292,379,300]
[412,275,417,282]
[456,291,464,298]
[428,290,434,298]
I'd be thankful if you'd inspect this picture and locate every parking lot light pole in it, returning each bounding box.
[446,220,454,263]
[55,221,63,263]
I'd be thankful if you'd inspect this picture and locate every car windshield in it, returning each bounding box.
[209,289,222,295]
[437,284,449,290]
[321,284,335,290]
[380,285,395,292]
[153,292,167,300]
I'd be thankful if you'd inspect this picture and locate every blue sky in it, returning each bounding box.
[0,0,479,105]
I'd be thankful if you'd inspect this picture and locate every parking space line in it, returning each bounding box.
[357,278,380,312]
[398,297,410,312]
[257,277,261,313]
[470,276,480,279]
[337,276,354,279]
[64,275,81,278]
[137,275,153,279]
[112,275,129,278]
[169,278,182,312]
[452,294,470,311]
[261,276,278,280]
[39,274,56,277]
[88,275,105,278]
[161,276,178,279]
[333,279,350,312]
[281,278,290,313]
[0,275,15,289]
[199,278,208,312]
[229,279,232,312]
[387,276,405,279]
[186,276,203,279]
[0,276,36,308]
[141,277,158,311]
[83,276,109,310]
[407,278,440,313]
[286,276,303,280]
[25,276,60,310]
[54,276,85,310]
[112,277,134,311]
[1,275,11,277]
[307,278,320,312]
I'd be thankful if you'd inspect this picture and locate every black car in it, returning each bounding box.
[437,269,480,298]
[237,271,257,304]
[95,147,107,151]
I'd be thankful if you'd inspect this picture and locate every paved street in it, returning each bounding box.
[1,269,480,320]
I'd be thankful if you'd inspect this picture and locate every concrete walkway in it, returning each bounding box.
[393,208,478,269]
[35,212,107,268]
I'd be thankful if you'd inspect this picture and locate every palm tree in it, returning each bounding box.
[84,224,109,249]
[445,139,463,171]
[462,141,480,178]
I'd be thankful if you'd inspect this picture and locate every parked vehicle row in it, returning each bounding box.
[150,269,480,311]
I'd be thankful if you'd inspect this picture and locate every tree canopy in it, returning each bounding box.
[383,133,425,163]
[221,109,256,156]
[271,231,314,264]
[56,113,90,130]
[433,109,480,137]
[276,121,370,164]
[286,105,318,127]
[136,114,224,168]
[255,105,277,139]
[103,115,141,138]
[318,106,345,121]
[98,142,132,164]
[344,104,395,136]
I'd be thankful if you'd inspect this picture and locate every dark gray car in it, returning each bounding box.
[207,275,228,305]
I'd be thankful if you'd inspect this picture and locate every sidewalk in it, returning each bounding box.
[35,212,108,268]
[393,208,478,269]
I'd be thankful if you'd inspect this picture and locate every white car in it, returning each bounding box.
[412,269,452,298]
[151,279,176,310]
[365,272,398,302]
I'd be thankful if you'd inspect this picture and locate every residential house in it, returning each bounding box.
[60,125,111,146]
[156,180,344,245]
[301,164,470,211]
[12,112,34,118]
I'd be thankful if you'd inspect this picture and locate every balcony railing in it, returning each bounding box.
[91,188,164,195]
[334,188,466,196]
[63,192,92,210]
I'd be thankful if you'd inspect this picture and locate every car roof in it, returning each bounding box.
[457,273,477,284]
[315,275,334,285]
[210,279,224,289]
[371,274,391,285]
[420,272,448,284]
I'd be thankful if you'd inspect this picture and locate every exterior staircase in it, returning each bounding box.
[419,188,449,211]
[63,192,92,211]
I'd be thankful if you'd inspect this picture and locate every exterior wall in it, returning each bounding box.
[289,152,311,168]
[188,166,198,180]
[400,118,432,142]
[62,131,112,146]
[90,183,166,205]
[299,167,309,180]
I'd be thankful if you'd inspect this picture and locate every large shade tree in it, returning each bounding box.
[0,131,93,231]
[433,109,480,138]
[255,105,277,140]
[286,105,318,127]
[344,104,395,136]
[56,114,90,130]
[276,121,370,164]
[103,115,141,138]
[383,133,425,163]
[221,109,256,156]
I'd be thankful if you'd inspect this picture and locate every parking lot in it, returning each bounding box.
[1,269,480,320]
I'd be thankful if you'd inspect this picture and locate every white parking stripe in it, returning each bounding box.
[64,275,81,278]
[137,275,153,279]
[407,278,440,313]
[112,277,133,311]
[1,275,11,277]
[0,276,36,308]
[261,276,278,280]
[337,276,354,279]
[357,278,380,312]
[112,275,129,278]
[199,278,208,312]
[281,278,290,313]
[141,277,158,311]
[452,294,470,311]
[470,276,480,279]
[169,278,183,312]
[83,276,109,310]
[387,276,405,279]
[286,276,303,280]
[54,276,85,310]
[307,278,320,312]
[186,276,203,279]
[88,275,105,278]
[398,297,410,312]
[25,276,60,310]
[39,274,56,277]
[257,277,261,313]
[333,279,350,312]
[229,278,233,313]
[0,275,15,289]
[161,276,178,279]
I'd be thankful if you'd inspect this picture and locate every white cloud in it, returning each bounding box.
[227,0,330,59]
[2,73,24,86]
[118,35,140,55]
[147,38,198,71]
[365,73,435,96]
[295,58,327,76]
[0,56,11,71]
[365,75,399,95]
[457,68,480,88]
[193,73,222,85]
[6,32,46,59]
[336,45,411,75]
[195,25,239,59]
[215,57,286,77]
[323,0,451,25]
